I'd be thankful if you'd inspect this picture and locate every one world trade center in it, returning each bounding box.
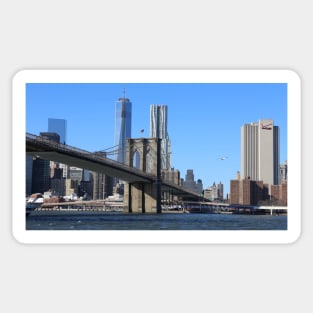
[114,92,132,164]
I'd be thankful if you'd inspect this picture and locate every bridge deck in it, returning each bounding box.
[26,133,155,183]
[26,133,202,199]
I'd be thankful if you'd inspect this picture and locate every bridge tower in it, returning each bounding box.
[124,138,162,213]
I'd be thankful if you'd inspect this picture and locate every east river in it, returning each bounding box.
[26,211,287,230]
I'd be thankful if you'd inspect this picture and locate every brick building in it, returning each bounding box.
[230,177,287,206]
[230,178,269,205]
[271,181,287,206]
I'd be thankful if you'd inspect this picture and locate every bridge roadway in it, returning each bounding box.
[26,133,201,200]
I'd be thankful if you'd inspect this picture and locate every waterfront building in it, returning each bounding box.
[26,155,33,196]
[31,157,50,194]
[271,181,287,206]
[92,172,113,200]
[114,94,132,164]
[67,167,94,198]
[50,163,65,196]
[79,180,93,199]
[50,176,65,197]
[30,132,61,194]
[241,119,280,186]
[91,152,113,200]
[204,182,224,201]
[230,178,269,205]
[65,178,79,197]
[150,104,172,170]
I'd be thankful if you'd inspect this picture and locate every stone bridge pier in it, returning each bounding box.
[124,138,162,213]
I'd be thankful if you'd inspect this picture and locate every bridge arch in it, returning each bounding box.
[125,138,161,213]
[132,150,140,169]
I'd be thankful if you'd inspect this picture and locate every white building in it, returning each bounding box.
[204,182,224,201]
[241,119,280,186]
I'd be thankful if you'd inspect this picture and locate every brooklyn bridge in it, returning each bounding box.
[26,133,203,213]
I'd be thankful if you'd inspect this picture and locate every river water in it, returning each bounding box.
[26,211,287,230]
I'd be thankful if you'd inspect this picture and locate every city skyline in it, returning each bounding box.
[26,82,287,196]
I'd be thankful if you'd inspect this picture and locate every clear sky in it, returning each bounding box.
[26,83,287,196]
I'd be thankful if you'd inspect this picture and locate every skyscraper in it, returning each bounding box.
[241,119,280,186]
[31,132,53,194]
[48,118,68,178]
[48,118,67,144]
[150,104,172,170]
[114,94,132,164]
[26,156,33,196]
[182,169,203,194]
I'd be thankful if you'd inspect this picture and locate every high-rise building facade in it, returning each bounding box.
[241,119,280,186]
[40,132,66,196]
[48,118,67,144]
[230,178,269,205]
[114,96,132,164]
[31,157,51,194]
[204,182,224,201]
[48,118,68,178]
[30,131,62,194]
[182,169,203,195]
[150,104,172,170]
[26,155,33,196]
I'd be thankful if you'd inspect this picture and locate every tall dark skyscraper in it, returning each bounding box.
[114,93,132,164]
[31,132,55,194]
[48,118,68,178]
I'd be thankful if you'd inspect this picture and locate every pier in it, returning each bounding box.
[181,201,287,215]
[35,199,287,216]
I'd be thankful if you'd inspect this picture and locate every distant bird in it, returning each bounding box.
[217,156,228,160]
[140,129,144,133]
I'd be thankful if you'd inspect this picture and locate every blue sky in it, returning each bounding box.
[26,83,287,196]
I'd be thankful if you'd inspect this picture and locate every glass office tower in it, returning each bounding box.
[150,104,172,170]
[114,97,132,164]
[48,118,67,144]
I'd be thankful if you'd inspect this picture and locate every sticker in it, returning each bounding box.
[12,69,301,244]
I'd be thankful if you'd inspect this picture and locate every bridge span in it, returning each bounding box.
[26,133,155,184]
[26,133,202,213]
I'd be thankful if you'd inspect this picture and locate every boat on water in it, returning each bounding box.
[26,193,43,216]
